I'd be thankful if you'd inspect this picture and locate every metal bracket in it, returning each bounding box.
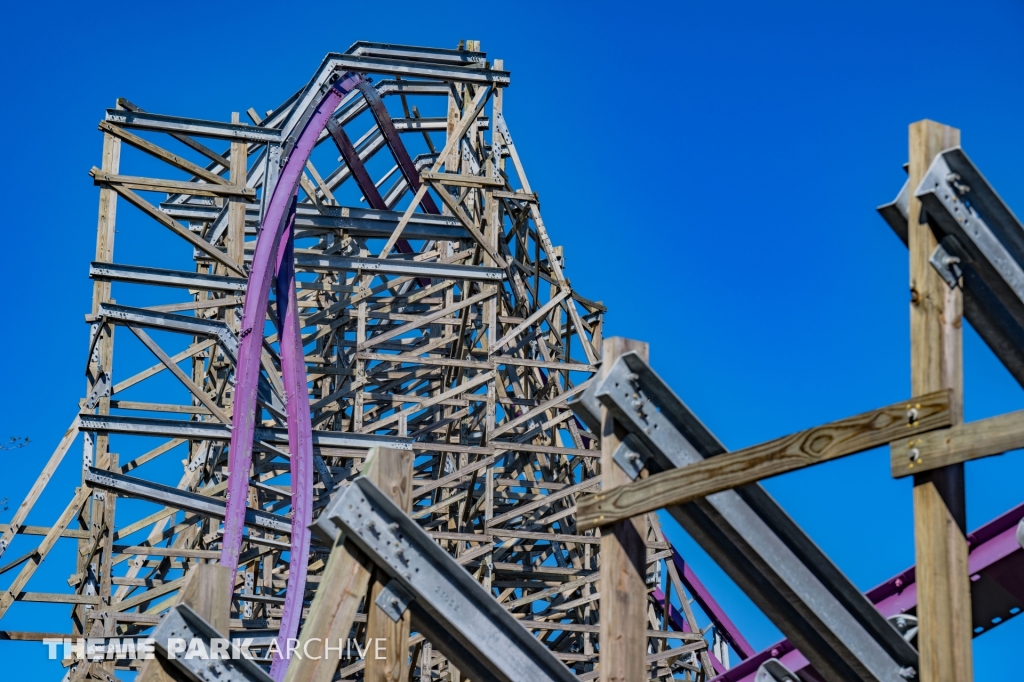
[84,372,111,410]
[880,149,1024,389]
[152,604,272,682]
[888,613,918,644]
[586,351,918,682]
[323,477,578,682]
[930,237,963,290]
[612,433,651,480]
[567,372,605,434]
[85,319,107,375]
[756,658,800,682]
[375,578,414,623]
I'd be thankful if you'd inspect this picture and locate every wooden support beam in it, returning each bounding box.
[364,447,414,682]
[137,563,230,682]
[908,119,972,682]
[578,390,952,531]
[285,450,410,682]
[90,168,255,199]
[599,337,648,682]
[0,418,79,560]
[0,487,89,619]
[891,407,1024,476]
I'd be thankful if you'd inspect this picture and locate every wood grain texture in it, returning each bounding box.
[284,536,372,682]
[891,407,1024,477]
[578,390,952,531]
[908,119,973,682]
[364,448,414,682]
[137,563,230,682]
[599,337,649,682]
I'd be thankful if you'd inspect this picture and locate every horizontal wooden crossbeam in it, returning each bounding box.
[578,390,952,531]
[890,407,1024,477]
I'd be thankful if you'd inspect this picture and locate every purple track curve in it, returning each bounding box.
[219,71,362,679]
[267,207,315,680]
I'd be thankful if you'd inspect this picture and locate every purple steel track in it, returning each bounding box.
[712,501,1024,681]
[358,81,441,215]
[326,103,438,286]
[671,549,756,660]
[220,72,362,679]
[221,70,448,678]
[652,544,755,676]
[267,208,314,680]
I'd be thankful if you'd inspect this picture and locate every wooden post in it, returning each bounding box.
[284,535,372,682]
[78,112,121,637]
[907,119,973,682]
[137,563,231,682]
[226,112,246,332]
[364,447,414,682]
[286,446,412,682]
[599,337,649,682]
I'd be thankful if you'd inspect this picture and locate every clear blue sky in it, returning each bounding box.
[1,0,1022,678]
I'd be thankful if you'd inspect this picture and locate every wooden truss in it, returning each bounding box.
[577,121,1024,682]
[0,41,727,681]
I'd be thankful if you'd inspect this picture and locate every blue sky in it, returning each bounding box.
[1,0,1022,678]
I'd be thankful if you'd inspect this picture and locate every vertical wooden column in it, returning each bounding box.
[137,563,231,682]
[78,112,121,637]
[907,119,973,682]
[226,112,247,331]
[364,447,414,682]
[599,337,649,682]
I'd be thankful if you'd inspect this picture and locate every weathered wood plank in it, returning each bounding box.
[599,337,648,682]
[90,167,254,198]
[0,487,90,619]
[364,447,414,682]
[579,390,952,531]
[891,407,1024,477]
[100,182,246,276]
[908,119,973,682]
[98,121,229,186]
[137,563,230,682]
[0,418,79,560]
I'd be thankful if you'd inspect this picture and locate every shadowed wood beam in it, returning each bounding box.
[365,447,414,682]
[908,119,972,682]
[578,390,952,531]
[285,449,414,682]
[891,407,1024,477]
[137,563,230,682]
[284,539,372,682]
[599,337,649,682]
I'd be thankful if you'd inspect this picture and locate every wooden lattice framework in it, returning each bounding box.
[0,41,727,681]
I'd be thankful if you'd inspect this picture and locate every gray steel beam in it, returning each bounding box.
[84,466,291,535]
[152,605,274,682]
[105,109,282,143]
[95,302,239,361]
[318,477,578,682]
[377,80,452,97]
[346,41,488,66]
[878,148,1024,387]
[90,262,247,293]
[161,201,470,241]
[574,353,918,682]
[324,54,509,86]
[293,253,504,281]
[78,413,411,451]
